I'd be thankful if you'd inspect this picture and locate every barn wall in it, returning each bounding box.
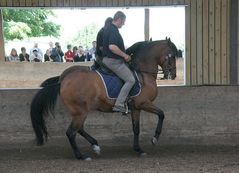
[1,86,239,145]
[185,0,230,85]
[0,0,238,147]
[0,0,236,85]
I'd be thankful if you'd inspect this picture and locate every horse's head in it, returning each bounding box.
[158,37,177,80]
[126,38,177,80]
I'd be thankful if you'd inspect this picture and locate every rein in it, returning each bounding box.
[131,52,174,78]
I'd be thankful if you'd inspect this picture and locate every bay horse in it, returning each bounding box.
[30,38,177,160]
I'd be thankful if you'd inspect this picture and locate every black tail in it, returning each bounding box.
[30,76,60,145]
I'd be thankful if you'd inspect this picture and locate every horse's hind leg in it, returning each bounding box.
[131,108,146,156]
[66,116,91,160]
[78,128,101,155]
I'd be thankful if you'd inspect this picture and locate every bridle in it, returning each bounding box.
[128,40,177,78]
[131,52,175,78]
[161,52,176,79]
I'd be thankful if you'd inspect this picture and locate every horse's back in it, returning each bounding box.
[59,65,89,82]
[60,66,113,112]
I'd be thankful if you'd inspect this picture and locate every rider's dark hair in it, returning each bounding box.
[104,17,113,29]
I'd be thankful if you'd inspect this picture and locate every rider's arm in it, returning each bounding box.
[109,44,131,62]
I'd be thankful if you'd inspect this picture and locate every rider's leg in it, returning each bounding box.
[103,57,135,110]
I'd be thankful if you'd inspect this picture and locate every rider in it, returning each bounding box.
[102,11,135,113]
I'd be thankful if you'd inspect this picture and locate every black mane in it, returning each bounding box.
[126,39,178,59]
[168,41,178,57]
[126,41,150,58]
[125,39,178,71]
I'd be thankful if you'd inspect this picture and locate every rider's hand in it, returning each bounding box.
[124,55,131,62]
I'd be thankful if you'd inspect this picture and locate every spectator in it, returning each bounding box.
[19,47,29,62]
[51,42,64,62]
[74,46,86,62]
[30,43,43,57]
[64,44,74,62]
[86,41,97,61]
[29,48,43,62]
[44,49,53,62]
[8,48,20,61]
[48,41,54,53]
[73,46,78,56]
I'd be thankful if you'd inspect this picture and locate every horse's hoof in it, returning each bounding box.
[140,152,147,157]
[75,153,91,161]
[134,148,146,156]
[151,137,158,145]
[83,157,92,161]
[92,145,101,155]
[78,155,92,161]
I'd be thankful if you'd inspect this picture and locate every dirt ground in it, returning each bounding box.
[0,138,239,173]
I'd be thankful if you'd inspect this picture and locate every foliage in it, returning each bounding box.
[2,9,60,41]
[69,23,99,49]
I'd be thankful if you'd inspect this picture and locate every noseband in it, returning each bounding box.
[162,52,174,69]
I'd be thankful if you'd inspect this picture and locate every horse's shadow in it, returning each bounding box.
[0,139,164,161]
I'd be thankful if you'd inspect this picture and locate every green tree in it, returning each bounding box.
[69,23,99,49]
[2,9,60,40]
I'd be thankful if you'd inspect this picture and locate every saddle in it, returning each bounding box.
[91,60,141,100]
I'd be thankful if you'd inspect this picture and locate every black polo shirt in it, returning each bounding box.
[103,23,125,59]
[96,27,104,57]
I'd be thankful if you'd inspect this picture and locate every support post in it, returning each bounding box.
[230,0,238,84]
[144,8,150,41]
[0,10,5,61]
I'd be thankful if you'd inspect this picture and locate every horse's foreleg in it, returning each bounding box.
[140,102,165,145]
[131,108,146,156]
[152,108,165,144]
[66,117,91,160]
[78,128,101,155]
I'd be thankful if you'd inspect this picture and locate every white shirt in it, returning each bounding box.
[29,52,43,62]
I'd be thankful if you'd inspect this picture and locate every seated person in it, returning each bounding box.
[51,43,64,62]
[64,44,74,62]
[44,49,53,62]
[19,47,29,62]
[74,47,86,62]
[29,48,43,62]
[8,48,20,62]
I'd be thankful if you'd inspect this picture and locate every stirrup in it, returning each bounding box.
[121,103,130,116]
[125,104,130,114]
[112,105,129,115]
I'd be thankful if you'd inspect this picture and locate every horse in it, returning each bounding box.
[30,38,178,160]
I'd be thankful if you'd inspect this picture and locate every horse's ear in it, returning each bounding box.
[165,36,168,40]
[149,37,152,41]
[168,37,171,42]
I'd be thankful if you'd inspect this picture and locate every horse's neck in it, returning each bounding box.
[137,71,157,92]
[136,58,158,79]
[133,41,166,80]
